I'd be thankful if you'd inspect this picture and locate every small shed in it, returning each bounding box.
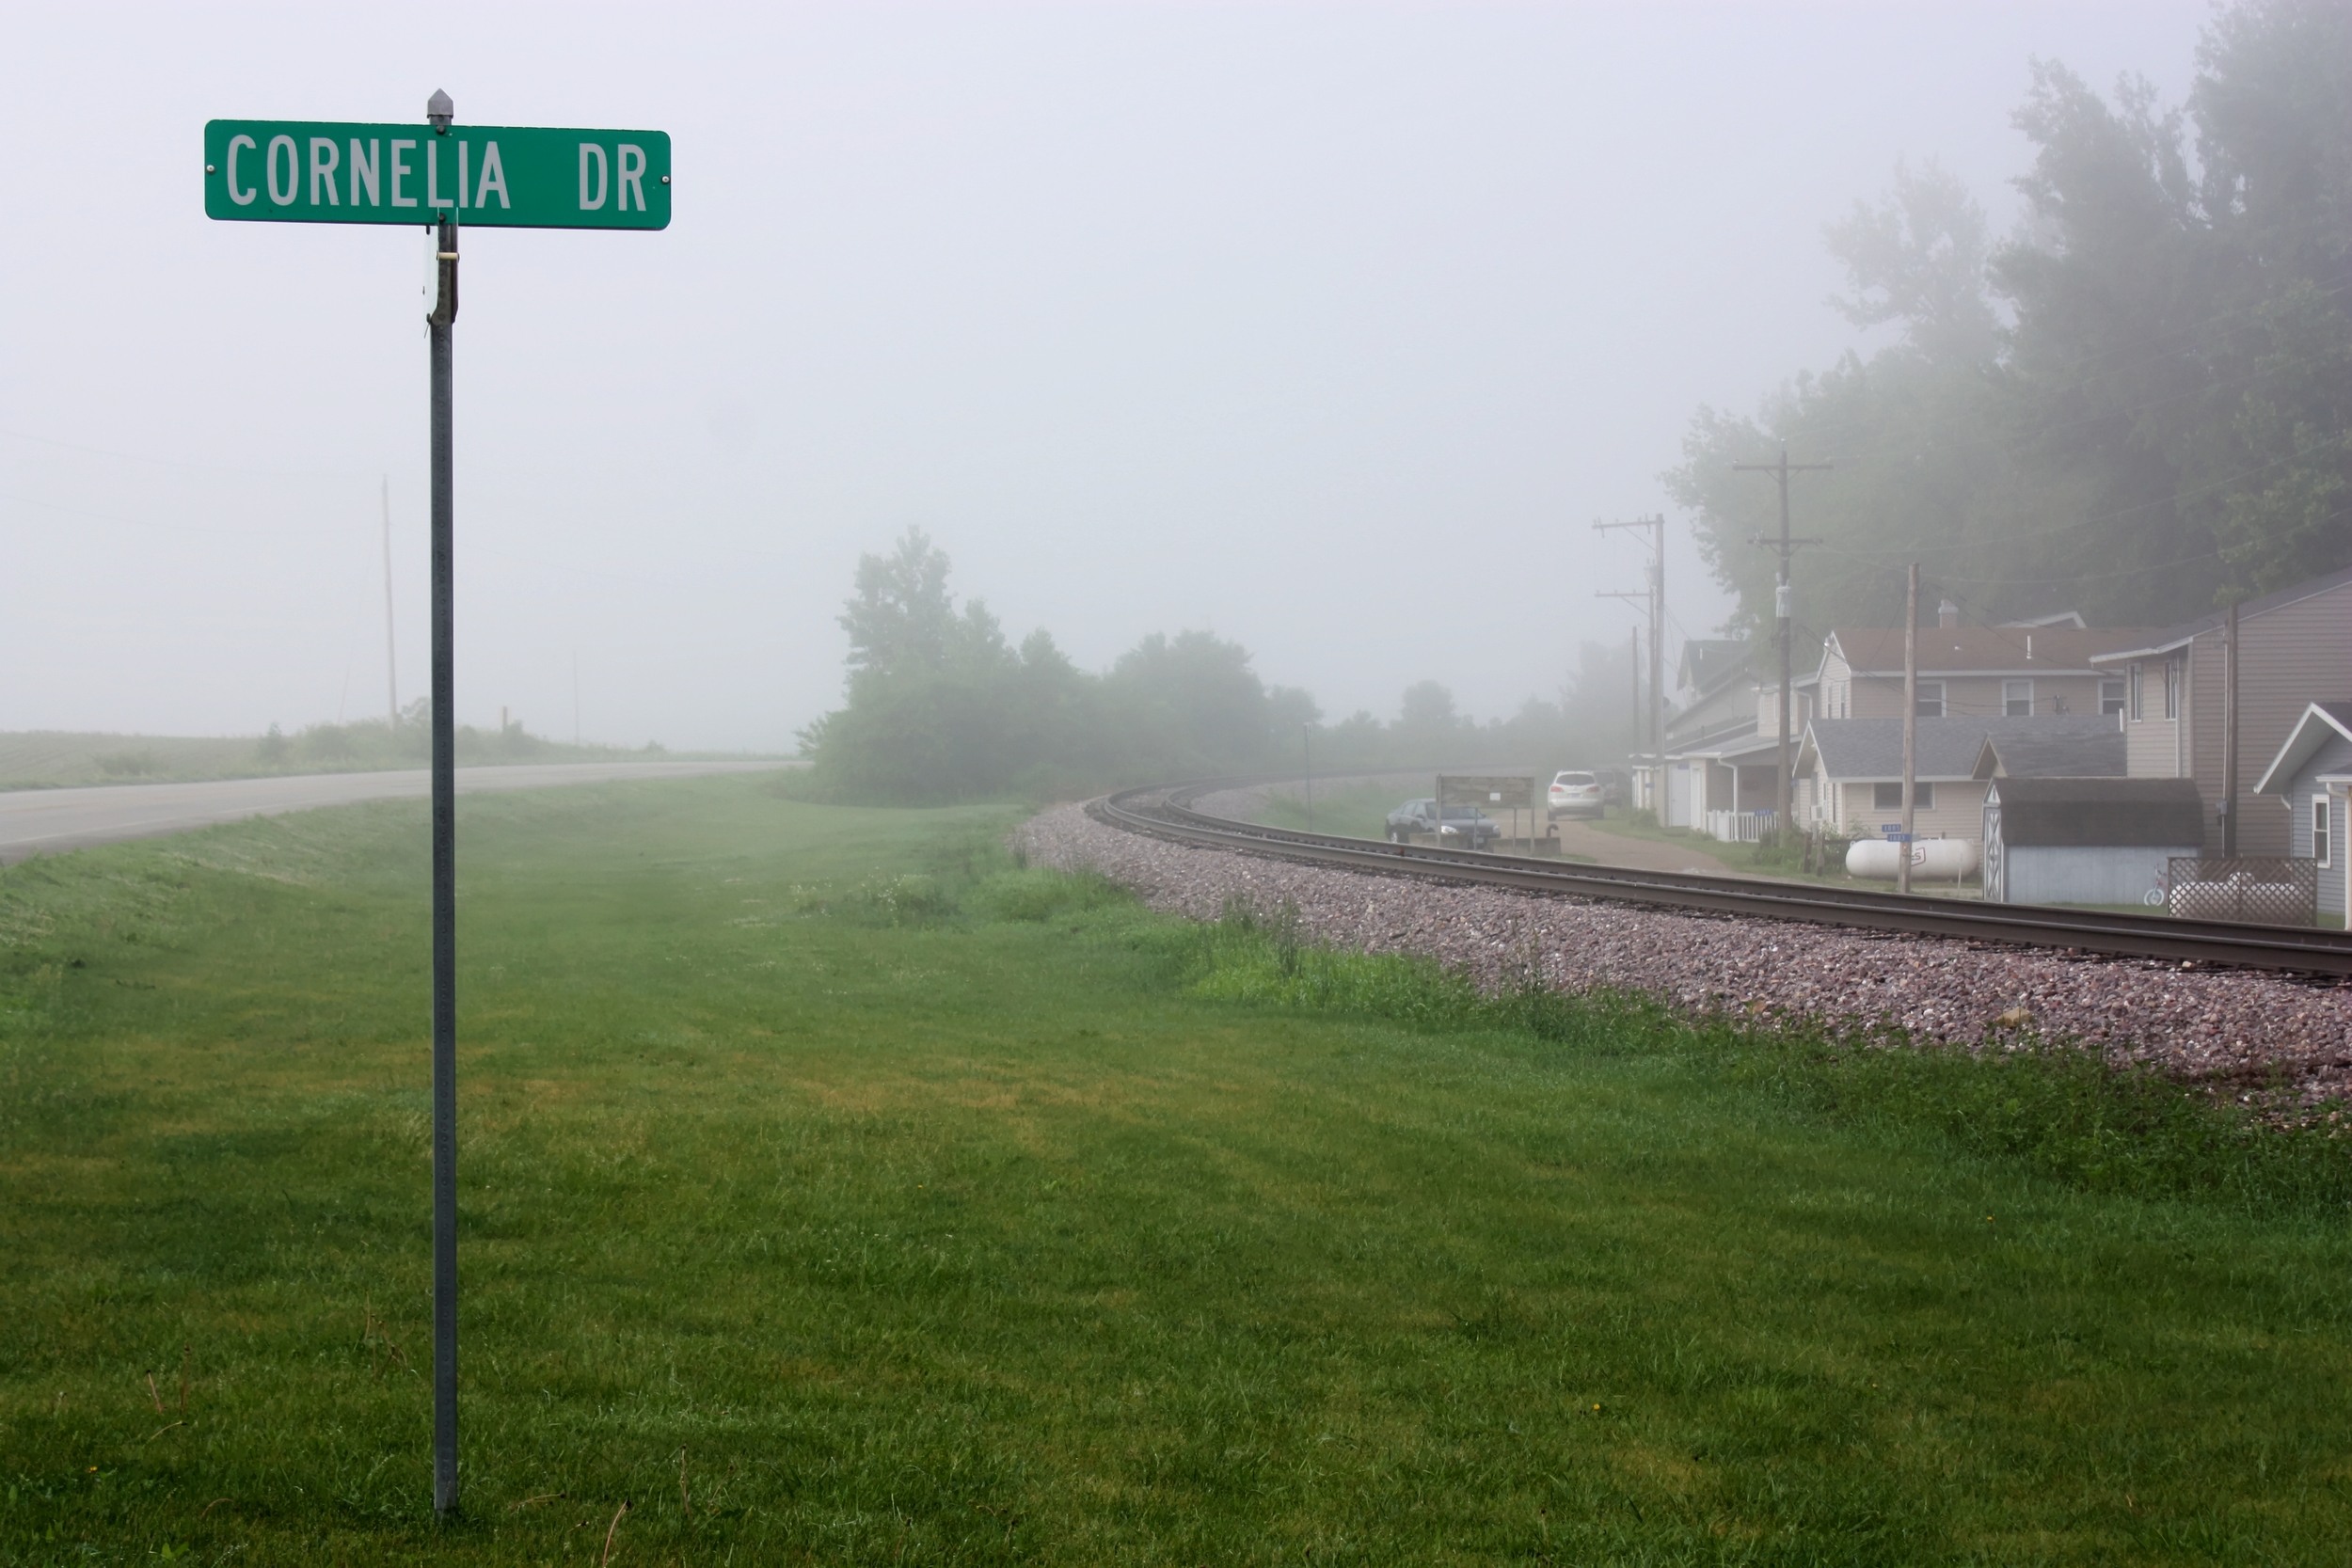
[1982,777,2205,907]
[2254,701,2352,925]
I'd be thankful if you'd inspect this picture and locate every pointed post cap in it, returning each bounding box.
[426,89,454,132]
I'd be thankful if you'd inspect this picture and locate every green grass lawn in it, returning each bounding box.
[5,777,2352,1564]
[1256,779,1402,842]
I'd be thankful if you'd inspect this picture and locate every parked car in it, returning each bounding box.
[1547,770,1604,819]
[1384,799,1502,847]
[1593,768,1629,807]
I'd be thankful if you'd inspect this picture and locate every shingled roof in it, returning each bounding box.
[1985,777,2207,847]
[1970,727,2127,780]
[1800,715,2122,784]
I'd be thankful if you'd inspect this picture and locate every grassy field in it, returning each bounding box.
[5,777,2352,1563]
[0,727,756,791]
[1254,779,1406,841]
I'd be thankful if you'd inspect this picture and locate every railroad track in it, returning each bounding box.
[1090,779,2352,979]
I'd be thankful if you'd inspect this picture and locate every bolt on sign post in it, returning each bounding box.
[205,92,670,1519]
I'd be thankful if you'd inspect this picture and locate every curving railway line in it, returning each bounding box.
[1089,779,2352,980]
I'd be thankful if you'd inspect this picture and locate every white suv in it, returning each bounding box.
[1548,770,1603,819]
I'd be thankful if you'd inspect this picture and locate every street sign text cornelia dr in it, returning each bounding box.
[207,91,671,1522]
[203,119,670,229]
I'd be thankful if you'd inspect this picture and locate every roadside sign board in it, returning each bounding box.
[204,120,670,229]
[1438,774,1534,811]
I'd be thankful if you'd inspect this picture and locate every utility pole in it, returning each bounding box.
[1302,722,1313,833]
[2222,600,2240,857]
[382,477,399,728]
[1735,444,1831,839]
[1629,624,1640,746]
[1595,515,1665,817]
[1900,563,1918,895]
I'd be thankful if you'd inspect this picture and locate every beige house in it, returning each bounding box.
[1815,606,2149,723]
[2090,563,2352,857]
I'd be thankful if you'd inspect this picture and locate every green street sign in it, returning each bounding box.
[203,119,671,230]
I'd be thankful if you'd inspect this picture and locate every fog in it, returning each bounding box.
[2,2,2206,752]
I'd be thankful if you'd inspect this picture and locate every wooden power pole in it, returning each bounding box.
[2222,600,2240,857]
[1596,515,1666,816]
[1900,562,1918,895]
[382,476,400,728]
[1735,444,1831,838]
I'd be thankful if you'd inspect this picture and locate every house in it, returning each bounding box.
[1969,728,2127,781]
[2090,562,2352,856]
[2254,701,2352,925]
[1815,603,2149,722]
[1794,714,2125,841]
[1981,777,2206,908]
[1654,641,1794,832]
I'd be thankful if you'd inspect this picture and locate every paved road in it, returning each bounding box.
[0,761,793,863]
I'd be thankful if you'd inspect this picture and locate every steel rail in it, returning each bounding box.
[1089,778,2352,979]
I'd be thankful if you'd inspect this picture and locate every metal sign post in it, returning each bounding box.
[205,90,671,1520]
[426,204,459,1518]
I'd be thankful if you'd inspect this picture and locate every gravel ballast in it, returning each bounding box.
[1015,798,2352,1101]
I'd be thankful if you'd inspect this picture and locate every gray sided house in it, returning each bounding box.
[2255,701,2352,924]
[1981,778,2206,908]
[2090,562,2352,856]
[1795,714,2124,843]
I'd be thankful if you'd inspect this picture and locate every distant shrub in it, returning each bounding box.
[92,750,163,778]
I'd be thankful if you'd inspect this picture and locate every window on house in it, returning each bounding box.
[2101,680,2126,716]
[1915,681,1944,719]
[2129,664,2143,721]
[2004,679,2034,717]
[2163,657,2180,720]
[1873,781,1933,811]
[2318,797,2333,868]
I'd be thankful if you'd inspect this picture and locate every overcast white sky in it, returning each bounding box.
[1,1,2211,750]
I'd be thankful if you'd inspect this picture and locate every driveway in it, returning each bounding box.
[0,760,792,863]
[1551,816,1741,876]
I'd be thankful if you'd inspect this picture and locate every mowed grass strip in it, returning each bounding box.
[2,775,2349,1564]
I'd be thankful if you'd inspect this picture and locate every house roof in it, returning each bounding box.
[2089,562,2352,664]
[1985,776,2207,847]
[1666,716,1760,757]
[1676,725,1788,763]
[1823,625,2153,678]
[1969,728,2128,781]
[2253,700,2352,795]
[1798,715,2122,784]
[1677,640,1751,701]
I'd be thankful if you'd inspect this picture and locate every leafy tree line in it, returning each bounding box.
[794,531,1643,802]
[1670,0,2352,637]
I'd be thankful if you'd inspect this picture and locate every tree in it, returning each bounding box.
[1675,0,2352,635]
[838,527,959,686]
[1399,681,1458,732]
[1822,158,1999,368]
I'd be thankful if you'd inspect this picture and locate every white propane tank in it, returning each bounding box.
[1845,837,1981,881]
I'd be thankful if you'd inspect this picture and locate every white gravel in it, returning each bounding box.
[1016,798,2352,1103]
